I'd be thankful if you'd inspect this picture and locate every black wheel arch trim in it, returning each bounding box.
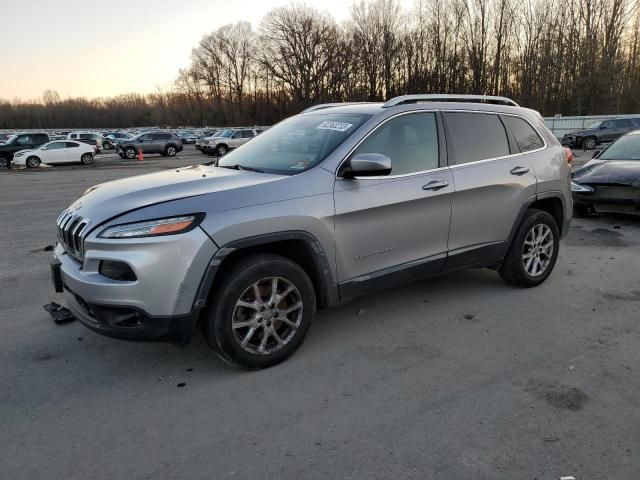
[506,192,568,249]
[192,231,339,312]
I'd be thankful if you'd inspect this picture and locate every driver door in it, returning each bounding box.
[42,142,67,163]
[333,111,453,297]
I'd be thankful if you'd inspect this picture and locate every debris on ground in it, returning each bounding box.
[177,383,186,388]
[43,302,75,324]
[43,245,54,251]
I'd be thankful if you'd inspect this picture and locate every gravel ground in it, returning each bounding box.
[1,146,639,480]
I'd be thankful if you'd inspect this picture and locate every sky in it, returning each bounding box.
[1,0,413,101]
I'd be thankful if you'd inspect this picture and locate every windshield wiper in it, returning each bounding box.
[219,164,264,173]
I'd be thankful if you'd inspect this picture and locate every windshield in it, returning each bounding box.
[218,113,372,175]
[599,135,640,160]
[587,120,603,129]
[217,130,233,138]
[4,135,17,144]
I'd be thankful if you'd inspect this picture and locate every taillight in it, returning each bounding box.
[564,147,574,164]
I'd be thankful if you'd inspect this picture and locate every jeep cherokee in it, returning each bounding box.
[51,94,572,370]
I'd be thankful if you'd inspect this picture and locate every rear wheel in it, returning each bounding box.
[0,157,8,168]
[80,153,94,165]
[26,156,41,168]
[499,209,560,288]
[582,136,597,150]
[203,254,316,370]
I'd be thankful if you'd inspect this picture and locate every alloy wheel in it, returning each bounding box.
[231,277,303,355]
[522,223,554,277]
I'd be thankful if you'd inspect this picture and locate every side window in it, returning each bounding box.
[231,131,241,139]
[16,135,32,145]
[47,142,66,150]
[443,112,510,164]
[631,118,640,127]
[79,134,90,140]
[70,133,77,139]
[614,119,632,128]
[502,116,544,152]
[161,134,172,140]
[601,121,612,129]
[241,130,254,138]
[65,142,79,148]
[351,112,439,175]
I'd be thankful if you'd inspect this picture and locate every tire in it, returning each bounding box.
[582,136,597,150]
[80,153,94,165]
[26,156,41,168]
[0,157,8,168]
[216,144,228,157]
[165,145,177,157]
[125,147,137,159]
[203,254,316,370]
[499,209,560,288]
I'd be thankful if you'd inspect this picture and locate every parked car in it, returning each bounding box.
[201,128,262,156]
[51,94,571,369]
[116,131,183,159]
[562,117,640,150]
[0,132,50,168]
[68,132,104,152]
[0,133,13,144]
[196,130,229,151]
[572,130,640,216]
[102,132,134,150]
[176,130,198,144]
[12,140,95,168]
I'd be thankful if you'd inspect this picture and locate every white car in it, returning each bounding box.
[12,140,95,168]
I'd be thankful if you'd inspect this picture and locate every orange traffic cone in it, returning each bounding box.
[138,147,144,161]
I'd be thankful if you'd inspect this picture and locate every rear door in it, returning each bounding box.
[442,111,539,267]
[333,111,453,295]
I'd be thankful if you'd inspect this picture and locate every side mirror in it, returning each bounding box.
[342,153,392,178]
[600,124,607,130]
[592,149,601,159]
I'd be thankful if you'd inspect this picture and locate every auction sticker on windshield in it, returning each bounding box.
[316,121,353,132]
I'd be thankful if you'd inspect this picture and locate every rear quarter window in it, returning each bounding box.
[501,115,545,152]
[443,112,510,164]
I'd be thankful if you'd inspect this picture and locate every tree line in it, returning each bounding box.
[2,0,639,129]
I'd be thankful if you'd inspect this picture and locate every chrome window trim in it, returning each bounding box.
[336,108,548,179]
[336,109,442,180]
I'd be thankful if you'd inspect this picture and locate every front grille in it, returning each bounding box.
[56,209,91,260]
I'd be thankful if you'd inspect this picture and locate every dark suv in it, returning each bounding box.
[0,132,50,168]
[117,132,183,159]
[562,117,640,150]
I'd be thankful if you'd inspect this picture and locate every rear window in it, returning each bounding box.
[614,119,633,128]
[502,115,544,152]
[443,112,510,164]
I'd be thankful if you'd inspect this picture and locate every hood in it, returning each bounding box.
[65,164,285,226]
[566,128,596,136]
[573,159,640,187]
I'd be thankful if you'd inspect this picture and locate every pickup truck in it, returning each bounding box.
[0,132,50,168]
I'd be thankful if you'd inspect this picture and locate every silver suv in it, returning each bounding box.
[201,128,263,156]
[50,95,572,370]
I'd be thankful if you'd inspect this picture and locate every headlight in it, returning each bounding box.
[98,214,204,239]
[571,180,593,193]
[14,152,25,157]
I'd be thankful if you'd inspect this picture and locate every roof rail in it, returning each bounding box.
[301,102,378,113]
[382,94,519,108]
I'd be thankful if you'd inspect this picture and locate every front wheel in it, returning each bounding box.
[582,136,597,150]
[0,157,9,168]
[216,144,228,157]
[125,147,137,159]
[165,145,177,157]
[203,254,316,370]
[26,156,41,168]
[499,209,560,288]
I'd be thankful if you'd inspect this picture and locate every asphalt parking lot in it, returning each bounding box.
[2,147,640,479]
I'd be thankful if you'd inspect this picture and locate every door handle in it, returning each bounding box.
[422,180,449,191]
[510,166,529,176]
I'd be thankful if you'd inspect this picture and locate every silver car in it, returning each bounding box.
[51,94,572,369]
